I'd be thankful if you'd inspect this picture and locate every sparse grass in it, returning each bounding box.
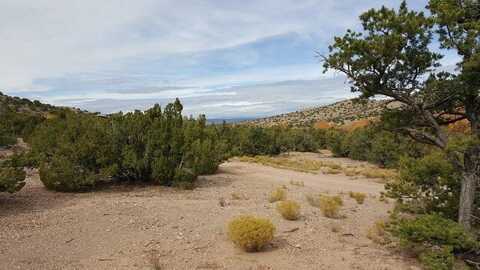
[361,168,397,181]
[148,252,163,270]
[238,155,345,174]
[344,168,359,177]
[276,200,301,220]
[228,215,275,252]
[307,194,343,218]
[349,192,367,204]
[366,220,390,245]
[238,156,323,173]
[306,194,322,208]
[331,195,344,206]
[231,192,248,200]
[238,155,397,182]
[268,187,287,203]
[289,180,304,187]
[344,165,397,182]
[321,167,342,174]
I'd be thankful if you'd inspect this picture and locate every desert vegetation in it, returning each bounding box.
[227,215,276,252]
[349,192,366,205]
[322,0,480,268]
[0,0,479,269]
[268,187,287,203]
[276,200,301,220]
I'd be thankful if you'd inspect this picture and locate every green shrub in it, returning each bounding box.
[390,214,478,253]
[389,214,478,270]
[386,151,462,219]
[419,246,454,270]
[0,166,26,193]
[39,156,104,192]
[276,200,301,220]
[173,168,196,189]
[228,215,275,252]
[0,134,16,147]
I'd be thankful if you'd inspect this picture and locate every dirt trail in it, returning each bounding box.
[0,153,418,270]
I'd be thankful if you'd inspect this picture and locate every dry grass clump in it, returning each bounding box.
[321,161,342,170]
[276,200,301,220]
[306,194,343,218]
[289,180,304,187]
[349,191,367,204]
[344,165,397,181]
[320,167,342,174]
[344,168,359,177]
[238,156,323,173]
[268,187,287,203]
[318,195,343,218]
[238,155,346,174]
[238,155,397,182]
[228,215,275,252]
[306,194,343,207]
[366,220,390,245]
[231,192,248,200]
[361,168,397,181]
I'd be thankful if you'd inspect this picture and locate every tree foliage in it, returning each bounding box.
[323,0,480,228]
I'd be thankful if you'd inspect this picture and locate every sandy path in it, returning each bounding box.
[0,155,418,270]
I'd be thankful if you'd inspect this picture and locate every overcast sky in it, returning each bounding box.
[1,0,455,118]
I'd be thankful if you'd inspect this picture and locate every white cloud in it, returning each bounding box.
[0,0,401,92]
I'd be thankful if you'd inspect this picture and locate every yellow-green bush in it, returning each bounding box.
[227,215,275,252]
[268,187,287,203]
[276,200,301,220]
[349,191,366,204]
[318,195,342,218]
[367,220,390,245]
[331,195,344,206]
[306,194,343,208]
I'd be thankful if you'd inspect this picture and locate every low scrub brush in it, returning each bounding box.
[228,215,275,252]
[307,194,343,218]
[349,191,367,204]
[268,187,287,203]
[276,200,301,220]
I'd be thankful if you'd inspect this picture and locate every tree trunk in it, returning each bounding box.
[458,145,480,229]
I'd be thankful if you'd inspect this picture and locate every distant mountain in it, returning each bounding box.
[207,117,256,124]
[243,99,394,128]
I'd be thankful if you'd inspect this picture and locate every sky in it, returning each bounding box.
[0,0,454,118]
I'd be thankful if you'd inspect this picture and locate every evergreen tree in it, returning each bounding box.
[323,1,480,228]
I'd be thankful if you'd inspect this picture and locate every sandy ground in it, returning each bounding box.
[0,152,419,270]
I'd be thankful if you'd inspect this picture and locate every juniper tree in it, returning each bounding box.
[323,1,479,228]
[0,159,26,193]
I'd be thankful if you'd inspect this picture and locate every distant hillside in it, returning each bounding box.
[244,99,394,128]
[0,92,56,115]
[0,91,88,117]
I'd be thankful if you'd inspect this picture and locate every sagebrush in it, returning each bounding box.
[228,215,275,252]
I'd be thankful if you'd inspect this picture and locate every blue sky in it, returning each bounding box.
[0,0,453,118]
